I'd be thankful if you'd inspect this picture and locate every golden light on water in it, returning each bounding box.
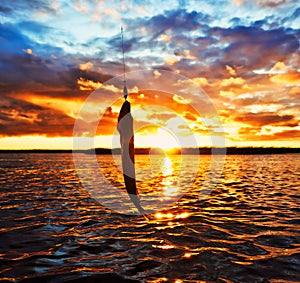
[154,211,191,220]
[162,156,173,176]
[161,156,180,198]
[152,244,175,250]
[163,187,179,196]
[176,212,191,219]
[154,212,174,219]
[154,148,193,223]
[148,278,169,283]
[183,252,192,258]
[163,156,173,176]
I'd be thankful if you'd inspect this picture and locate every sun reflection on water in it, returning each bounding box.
[154,211,191,221]
[162,156,173,176]
[161,156,181,200]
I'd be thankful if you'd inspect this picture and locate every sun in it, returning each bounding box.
[156,128,179,150]
[135,127,179,150]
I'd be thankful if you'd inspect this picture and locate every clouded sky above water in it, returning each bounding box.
[0,0,299,149]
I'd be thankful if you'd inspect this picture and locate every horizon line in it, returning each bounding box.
[0,147,300,155]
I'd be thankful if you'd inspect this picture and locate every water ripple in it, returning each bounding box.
[0,153,299,282]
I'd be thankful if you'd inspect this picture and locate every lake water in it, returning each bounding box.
[0,153,299,282]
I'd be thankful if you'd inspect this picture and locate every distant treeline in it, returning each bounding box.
[1,147,299,155]
[93,147,300,155]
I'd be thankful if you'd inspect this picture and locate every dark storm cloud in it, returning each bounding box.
[107,9,210,53]
[0,22,62,78]
[0,52,77,98]
[0,97,75,137]
[116,8,299,84]
[212,25,299,70]
[107,35,143,54]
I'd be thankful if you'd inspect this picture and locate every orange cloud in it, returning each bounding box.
[172,94,191,104]
[238,127,300,141]
[24,94,84,119]
[23,48,33,55]
[153,69,162,78]
[73,0,89,13]
[235,112,296,127]
[289,87,300,96]
[226,65,236,76]
[159,34,171,42]
[79,61,93,71]
[184,49,197,60]
[165,56,180,66]
[183,111,197,121]
[96,106,119,136]
[220,77,245,87]
[270,71,300,85]
[192,77,208,87]
[77,77,102,91]
[270,61,286,73]
[76,77,126,93]
[0,99,75,138]
[220,90,235,97]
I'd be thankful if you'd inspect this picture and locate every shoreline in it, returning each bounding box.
[0,147,300,155]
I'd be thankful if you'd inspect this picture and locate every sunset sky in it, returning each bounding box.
[0,0,299,149]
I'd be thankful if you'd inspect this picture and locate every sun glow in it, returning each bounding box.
[136,128,179,151]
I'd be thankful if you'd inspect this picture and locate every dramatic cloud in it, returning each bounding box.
[0,97,75,137]
[0,0,299,148]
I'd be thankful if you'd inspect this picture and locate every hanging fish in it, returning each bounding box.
[117,27,147,217]
[117,100,146,216]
